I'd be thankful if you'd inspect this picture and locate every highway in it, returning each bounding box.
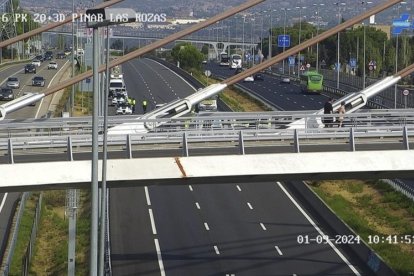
[109,59,367,275]
[0,57,69,263]
[204,62,330,111]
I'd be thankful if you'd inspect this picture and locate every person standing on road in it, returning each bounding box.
[323,98,334,128]
[337,101,346,128]
[131,98,136,113]
[142,99,147,114]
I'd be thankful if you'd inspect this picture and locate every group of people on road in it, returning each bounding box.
[323,98,346,128]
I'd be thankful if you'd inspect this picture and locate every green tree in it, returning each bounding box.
[171,43,204,70]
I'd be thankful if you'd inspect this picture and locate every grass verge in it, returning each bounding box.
[309,180,414,275]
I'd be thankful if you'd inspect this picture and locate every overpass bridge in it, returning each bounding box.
[42,30,258,59]
[0,110,413,192]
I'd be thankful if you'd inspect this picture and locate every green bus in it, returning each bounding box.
[300,71,323,93]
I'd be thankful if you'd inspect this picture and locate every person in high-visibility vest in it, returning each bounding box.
[131,98,136,113]
[142,100,147,113]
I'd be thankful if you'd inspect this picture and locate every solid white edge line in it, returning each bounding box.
[276,182,361,276]
[148,209,157,235]
[260,223,267,231]
[154,238,166,276]
[247,202,253,210]
[214,245,220,255]
[0,193,8,213]
[145,58,197,92]
[236,185,242,192]
[195,202,201,209]
[144,186,151,206]
[275,246,283,256]
[204,222,210,231]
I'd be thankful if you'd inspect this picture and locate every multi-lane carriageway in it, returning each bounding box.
[1,58,410,275]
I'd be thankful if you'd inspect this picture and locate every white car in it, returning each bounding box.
[243,76,254,82]
[48,62,58,69]
[32,59,41,67]
[116,103,132,115]
[280,77,291,84]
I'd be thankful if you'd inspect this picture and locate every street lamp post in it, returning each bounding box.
[313,3,324,71]
[281,8,290,74]
[85,8,137,275]
[335,2,345,89]
[394,1,407,108]
[361,1,373,89]
[296,6,306,79]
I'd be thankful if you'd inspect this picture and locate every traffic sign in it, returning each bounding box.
[403,89,409,96]
[204,70,211,77]
[288,56,295,66]
[306,63,311,68]
[349,58,357,68]
[300,65,305,71]
[277,35,290,48]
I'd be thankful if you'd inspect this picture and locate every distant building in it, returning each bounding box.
[353,23,391,40]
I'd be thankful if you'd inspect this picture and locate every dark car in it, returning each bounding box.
[0,87,14,101]
[254,74,264,81]
[35,55,44,62]
[25,64,36,74]
[56,52,66,59]
[32,76,46,87]
[234,67,244,75]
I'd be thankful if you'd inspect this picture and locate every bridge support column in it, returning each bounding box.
[239,131,245,155]
[7,139,14,164]
[349,128,356,151]
[403,126,410,150]
[182,132,189,157]
[294,129,300,153]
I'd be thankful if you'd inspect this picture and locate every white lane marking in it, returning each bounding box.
[276,182,361,276]
[0,68,24,86]
[0,193,8,214]
[204,222,210,231]
[144,186,151,206]
[148,209,157,235]
[214,245,220,255]
[247,202,253,210]
[236,185,242,192]
[188,185,193,191]
[154,238,166,276]
[260,223,267,231]
[35,60,68,119]
[275,246,283,256]
[195,202,201,209]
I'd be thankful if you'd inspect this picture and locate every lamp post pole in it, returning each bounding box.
[335,2,345,89]
[296,6,306,79]
[361,1,373,89]
[394,1,407,108]
[313,3,324,71]
[281,8,289,74]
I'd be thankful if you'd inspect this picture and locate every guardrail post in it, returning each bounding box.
[126,134,132,159]
[294,129,300,153]
[402,126,410,150]
[67,136,73,161]
[8,138,14,164]
[182,132,189,157]
[349,127,356,152]
[239,130,245,155]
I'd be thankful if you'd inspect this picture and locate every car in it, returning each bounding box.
[243,76,254,82]
[254,74,264,81]
[111,93,127,106]
[25,64,36,74]
[6,77,20,89]
[116,103,132,115]
[35,55,44,62]
[280,77,291,84]
[32,59,41,67]
[32,76,45,87]
[0,87,14,101]
[48,62,58,69]
[56,52,66,59]
[234,67,244,74]
[23,92,38,106]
